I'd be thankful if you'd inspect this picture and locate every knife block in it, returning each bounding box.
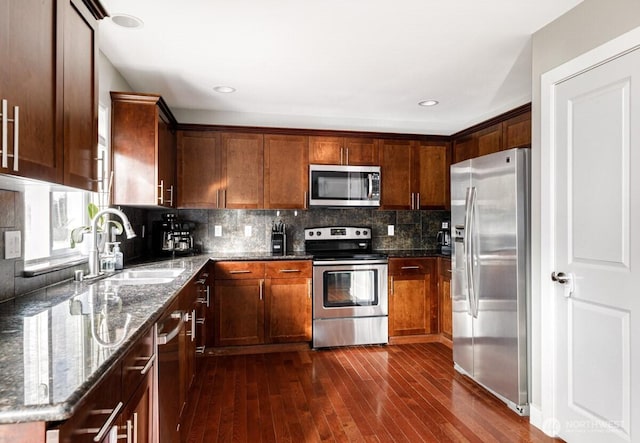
[271,232,286,255]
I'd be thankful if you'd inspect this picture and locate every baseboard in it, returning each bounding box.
[389,333,452,348]
[529,404,545,432]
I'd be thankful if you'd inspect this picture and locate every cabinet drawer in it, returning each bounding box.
[121,326,155,404]
[265,260,311,278]
[214,261,265,279]
[389,258,433,275]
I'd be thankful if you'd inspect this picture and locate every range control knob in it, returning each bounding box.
[316,231,322,236]
[355,230,361,236]
[308,231,314,236]
[363,230,368,236]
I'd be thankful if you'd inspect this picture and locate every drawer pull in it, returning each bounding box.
[229,270,252,274]
[92,401,124,442]
[127,354,156,375]
[196,346,206,354]
[401,266,420,270]
[279,269,301,273]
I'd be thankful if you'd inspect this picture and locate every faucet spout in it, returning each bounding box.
[88,208,136,277]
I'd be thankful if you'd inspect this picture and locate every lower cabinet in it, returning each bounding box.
[438,257,452,339]
[388,258,438,337]
[212,260,312,347]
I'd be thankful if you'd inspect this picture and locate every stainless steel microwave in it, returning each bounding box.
[309,164,381,207]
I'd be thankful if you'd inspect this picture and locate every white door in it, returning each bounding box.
[551,47,640,441]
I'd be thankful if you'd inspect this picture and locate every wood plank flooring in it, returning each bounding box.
[182,343,557,442]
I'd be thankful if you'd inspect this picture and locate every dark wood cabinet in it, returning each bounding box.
[309,136,378,165]
[453,135,476,164]
[111,92,178,207]
[265,261,312,343]
[0,0,104,189]
[503,110,532,150]
[438,257,452,339]
[177,131,221,208]
[476,123,502,157]
[264,134,309,209]
[220,132,264,209]
[388,258,438,337]
[380,139,450,210]
[212,260,312,347]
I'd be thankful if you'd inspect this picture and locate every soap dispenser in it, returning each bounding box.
[113,242,124,270]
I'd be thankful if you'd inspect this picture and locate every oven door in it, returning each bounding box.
[313,259,388,319]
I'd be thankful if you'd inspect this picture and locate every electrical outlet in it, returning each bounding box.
[214,225,222,237]
[387,225,395,236]
[4,231,21,259]
[245,225,252,237]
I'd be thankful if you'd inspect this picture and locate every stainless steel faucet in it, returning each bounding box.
[87,208,136,277]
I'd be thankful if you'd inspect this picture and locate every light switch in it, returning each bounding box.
[4,231,21,259]
[214,225,222,237]
[245,225,252,237]
[387,225,395,236]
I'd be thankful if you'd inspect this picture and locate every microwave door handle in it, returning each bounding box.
[367,174,373,199]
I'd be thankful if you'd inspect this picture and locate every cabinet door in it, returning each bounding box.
[157,114,176,207]
[213,279,264,346]
[63,0,99,191]
[476,123,502,158]
[415,142,450,209]
[264,134,308,209]
[265,277,312,343]
[379,139,413,209]
[453,135,476,164]
[344,137,378,165]
[308,136,342,164]
[220,133,264,209]
[502,110,531,149]
[177,131,220,208]
[120,367,153,443]
[0,0,61,183]
[438,258,452,338]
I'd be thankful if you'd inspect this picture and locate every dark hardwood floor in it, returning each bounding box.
[183,343,556,442]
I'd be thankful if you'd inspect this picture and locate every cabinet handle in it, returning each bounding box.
[166,185,174,207]
[133,412,138,443]
[196,285,210,307]
[216,189,219,208]
[308,279,311,299]
[196,317,205,325]
[390,276,394,296]
[279,269,301,273]
[229,270,252,274]
[93,401,124,442]
[157,311,185,345]
[304,191,308,209]
[401,266,421,270]
[196,346,206,354]
[0,99,19,171]
[416,192,420,210]
[259,279,264,300]
[127,354,156,375]
[340,147,344,165]
[223,189,227,208]
[410,192,414,210]
[191,308,196,342]
[346,147,349,165]
[157,180,164,204]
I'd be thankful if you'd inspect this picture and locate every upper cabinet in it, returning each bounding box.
[264,134,308,209]
[309,136,378,165]
[177,131,221,209]
[0,0,105,190]
[111,92,178,207]
[220,132,264,209]
[380,139,450,210]
[452,105,531,164]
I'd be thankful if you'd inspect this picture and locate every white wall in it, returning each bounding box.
[530,0,640,424]
[98,50,133,106]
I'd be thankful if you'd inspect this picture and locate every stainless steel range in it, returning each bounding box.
[305,226,388,348]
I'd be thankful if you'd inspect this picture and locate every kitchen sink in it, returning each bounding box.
[105,268,185,285]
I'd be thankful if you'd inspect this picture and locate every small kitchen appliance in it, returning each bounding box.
[271,220,286,255]
[153,213,196,256]
[305,226,388,348]
[308,164,381,207]
[436,221,451,254]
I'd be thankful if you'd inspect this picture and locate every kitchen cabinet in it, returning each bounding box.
[0,0,104,189]
[212,260,312,347]
[309,136,378,165]
[476,123,502,157]
[453,135,476,164]
[388,258,438,337]
[438,257,452,339]
[219,132,264,209]
[265,261,312,343]
[380,140,450,210]
[111,92,178,207]
[177,131,221,208]
[264,134,309,209]
[503,110,532,150]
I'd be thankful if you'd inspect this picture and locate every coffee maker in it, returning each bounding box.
[436,221,451,254]
[153,213,196,256]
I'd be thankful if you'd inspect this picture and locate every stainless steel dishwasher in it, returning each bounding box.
[156,306,186,443]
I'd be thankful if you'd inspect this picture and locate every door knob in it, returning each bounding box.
[551,271,575,298]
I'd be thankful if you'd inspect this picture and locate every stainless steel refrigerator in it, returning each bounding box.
[451,147,530,415]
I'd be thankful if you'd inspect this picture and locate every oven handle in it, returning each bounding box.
[313,259,388,266]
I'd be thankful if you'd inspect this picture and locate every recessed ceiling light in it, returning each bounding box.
[213,86,236,93]
[418,100,439,107]
[111,13,144,29]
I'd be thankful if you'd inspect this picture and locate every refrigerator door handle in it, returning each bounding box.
[463,187,474,316]
[465,187,479,318]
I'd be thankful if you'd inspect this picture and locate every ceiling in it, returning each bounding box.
[99,0,583,135]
